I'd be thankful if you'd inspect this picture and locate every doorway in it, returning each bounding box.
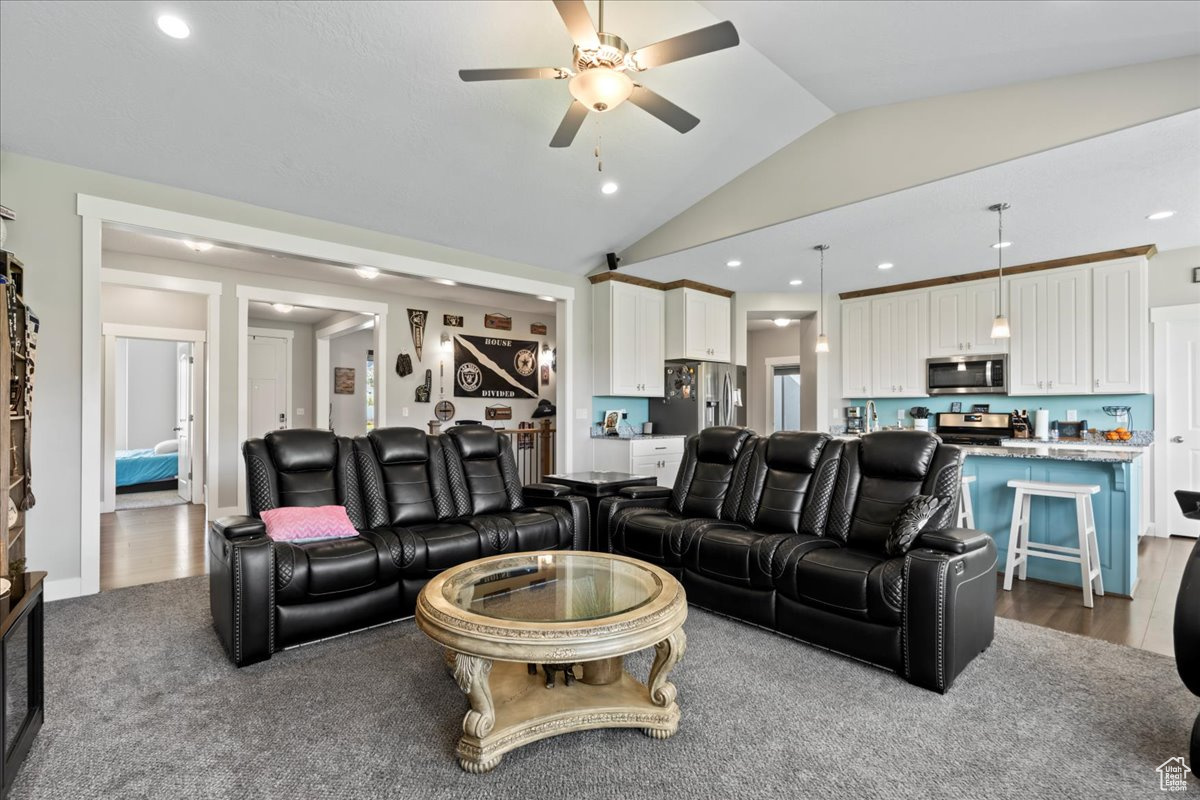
[744,315,818,435]
[767,359,802,433]
[1153,304,1200,538]
[248,327,293,437]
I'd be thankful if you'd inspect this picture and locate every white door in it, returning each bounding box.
[248,333,289,438]
[1093,259,1147,393]
[638,289,666,396]
[1161,316,1200,538]
[841,299,872,397]
[928,286,965,357]
[175,342,192,502]
[896,292,929,396]
[685,291,708,359]
[610,282,641,395]
[706,294,731,362]
[1044,268,1092,394]
[965,281,1008,354]
[871,296,900,396]
[1008,275,1044,395]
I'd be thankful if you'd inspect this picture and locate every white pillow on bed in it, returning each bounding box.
[153,439,179,455]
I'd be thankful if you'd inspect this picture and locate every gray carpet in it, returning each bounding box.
[11,577,1196,799]
[114,491,186,510]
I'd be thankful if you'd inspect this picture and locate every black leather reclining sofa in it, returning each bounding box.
[601,426,997,693]
[209,425,587,666]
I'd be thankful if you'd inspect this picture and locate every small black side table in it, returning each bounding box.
[542,472,657,551]
[2,571,45,799]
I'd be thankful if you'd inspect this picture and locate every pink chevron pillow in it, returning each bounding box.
[260,506,358,543]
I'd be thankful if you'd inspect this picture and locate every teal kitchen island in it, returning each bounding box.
[960,443,1147,597]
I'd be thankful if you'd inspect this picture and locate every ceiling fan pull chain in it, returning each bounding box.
[595,131,603,172]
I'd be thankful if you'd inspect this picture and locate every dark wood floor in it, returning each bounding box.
[996,534,1190,657]
[100,503,207,592]
[97,506,1191,657]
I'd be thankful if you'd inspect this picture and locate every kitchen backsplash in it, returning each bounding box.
[844,393,1153,430]
[591,396,651,428]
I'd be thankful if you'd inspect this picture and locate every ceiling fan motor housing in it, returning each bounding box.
[569,32,635,111]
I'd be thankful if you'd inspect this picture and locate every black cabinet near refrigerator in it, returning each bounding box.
[1,571,44,799]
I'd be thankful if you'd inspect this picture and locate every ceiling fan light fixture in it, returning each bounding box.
[568,67,633,112]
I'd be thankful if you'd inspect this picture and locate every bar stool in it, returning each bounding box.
[1004,479,1104,607]
[958,476,976,529]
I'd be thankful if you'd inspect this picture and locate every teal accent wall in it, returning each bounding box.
[848,394,1153,431]
[591,396,650,427]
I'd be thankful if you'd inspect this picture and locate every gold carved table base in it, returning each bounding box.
[450,628,685,773]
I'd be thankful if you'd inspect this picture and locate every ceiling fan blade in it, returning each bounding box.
[459,67,567,82]
[552,0,600,49]
[630,21,740,70]
[628,86,699,134]
[550,101,588,148]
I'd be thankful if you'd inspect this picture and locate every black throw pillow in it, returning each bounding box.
[886,495,946,557]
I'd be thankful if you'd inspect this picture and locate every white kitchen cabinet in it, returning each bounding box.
[1007,267,1091,395]
[593,280,665,397]
[1092,258,1149,393]
[928,281,1009,357]
[840,298,873,397]
[665,288,731,362]
[592,436,685,487]
[871,291,928,397]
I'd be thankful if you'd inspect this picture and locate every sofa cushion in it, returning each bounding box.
[684,526,835,590]
[265,429,338,472]
[782,547,905,625]
[680,462,737,519]
[408,522,484,574]
[491,509,570,552]
[886,495,945,557]
[274,536,393,604]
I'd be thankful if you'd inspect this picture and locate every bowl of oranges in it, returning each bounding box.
[1102,427,1133,442]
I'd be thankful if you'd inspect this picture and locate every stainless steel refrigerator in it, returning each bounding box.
[649,361,747,436]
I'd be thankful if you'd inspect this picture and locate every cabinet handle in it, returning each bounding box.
[958,343,963,350]
[1037,380,1043,389]
[1094,378,1100,388]
[1048,380,1054,389]
[966,343,972,350]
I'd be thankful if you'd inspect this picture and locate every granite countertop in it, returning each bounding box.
[999,432,1152,450]
[590,433,687,440]
[962,444,1142,463]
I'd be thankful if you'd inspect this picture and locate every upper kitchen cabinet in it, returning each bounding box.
[665,287,731,362]
[1007,267,1091,395]
[871,291,929,397]
[1092,257,1149,393]
[928,281,1009,357]
[840,297,872,397]
[593,279,665,397]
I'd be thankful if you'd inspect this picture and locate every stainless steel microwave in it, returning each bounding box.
[926,355,1008,395]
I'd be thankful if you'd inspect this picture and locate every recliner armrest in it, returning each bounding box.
[523,483,572,499]
[618,485,672,500]
[916,528,991,555]
[211,515,267,540]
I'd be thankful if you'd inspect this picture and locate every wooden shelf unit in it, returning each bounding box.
[1,249,29,578]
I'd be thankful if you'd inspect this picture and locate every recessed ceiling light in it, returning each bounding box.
[156,14,190,39]
[601,182,619,195]
[432,278,457,286]
[355,266,380,279]
[789,279,803,286]
[272,303,294,313]
[773,318,790,327]
[537,295,556,302]
[991,242,1012,249]
[183,240,212,252]
[1146,210,1175,220]
[877,262,894,270]
[726,260,742,268]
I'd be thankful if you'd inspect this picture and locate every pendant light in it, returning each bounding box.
[814,244,830,353]
[989,203,1012,339]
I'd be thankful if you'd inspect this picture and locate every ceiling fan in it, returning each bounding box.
[459,0,740,147]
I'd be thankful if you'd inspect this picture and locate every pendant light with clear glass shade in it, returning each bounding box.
[814,244,830,353]
[988,203,1012,339]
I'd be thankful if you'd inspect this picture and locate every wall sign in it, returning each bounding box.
[530,322,548,335]
[484,313,512,331]
[454,334,538,399]
[443,314,463,327]
[408,309,428,360]
[485,404,513,421]
[334,368,355,395]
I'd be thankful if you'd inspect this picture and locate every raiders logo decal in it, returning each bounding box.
[457,363,482,393]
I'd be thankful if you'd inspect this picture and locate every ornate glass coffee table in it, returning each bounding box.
[416,551,687,773]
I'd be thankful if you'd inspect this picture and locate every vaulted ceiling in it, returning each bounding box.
[2,1,1197,284]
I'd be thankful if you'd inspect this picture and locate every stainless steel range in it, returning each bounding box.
[934,412,1012,446]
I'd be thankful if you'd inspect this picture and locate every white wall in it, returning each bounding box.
[120,338,178,450]
[248,317,315,428]
[0,150,591,598]
[100,283,207,329]
[1149,245,1200,308]
[329,328,373,435]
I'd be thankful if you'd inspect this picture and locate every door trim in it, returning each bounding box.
[314,314,376,429]
[247,327,294,439]
[100,323,207,513]
[1152,303,1200,538]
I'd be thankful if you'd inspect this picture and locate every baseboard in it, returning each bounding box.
[44,577,85,602]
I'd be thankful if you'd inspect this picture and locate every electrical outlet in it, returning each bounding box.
[1066,409,1078,421]
[296,408,306,416]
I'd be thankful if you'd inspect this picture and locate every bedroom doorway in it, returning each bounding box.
[99,279,213,592]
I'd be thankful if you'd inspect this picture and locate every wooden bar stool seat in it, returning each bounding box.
[1004,479,1103,608]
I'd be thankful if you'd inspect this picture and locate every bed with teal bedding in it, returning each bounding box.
[116,448,178,488]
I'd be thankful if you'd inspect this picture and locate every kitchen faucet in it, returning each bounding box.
[865,400,878,433]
